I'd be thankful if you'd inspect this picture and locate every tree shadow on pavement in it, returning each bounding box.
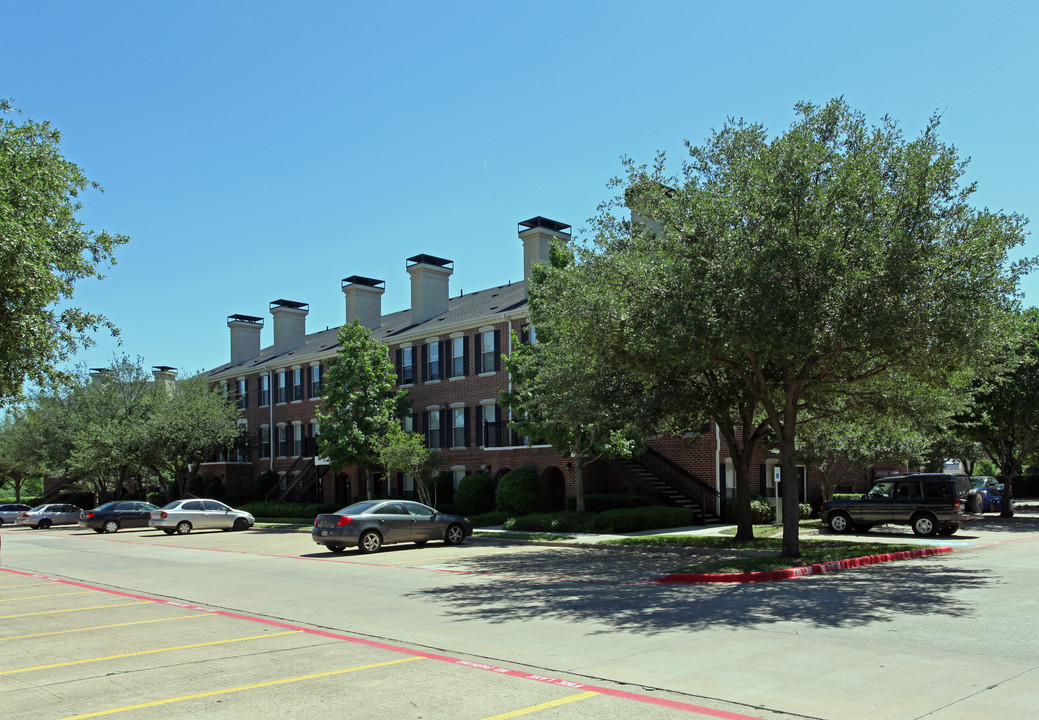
[407,544,991,636]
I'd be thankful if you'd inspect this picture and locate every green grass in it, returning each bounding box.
[601,534,919,574]
[473,531,576,541]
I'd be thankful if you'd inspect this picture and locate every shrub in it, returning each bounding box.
[454,473,496,516]
[204,478,226,500]
[565,494,654,512]
[495,467,539,515]
[252,471,280,501]
[590,506,700,533]
[188,474,207,497]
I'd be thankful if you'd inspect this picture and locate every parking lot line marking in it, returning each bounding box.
[1,569,768,720]
[0,601,151,620]
[55,656,426,719]
[0,613,216,641]
[0,590,96,602]
[0,630,301,675]
[0,581,57,589]
[481,691,599,719]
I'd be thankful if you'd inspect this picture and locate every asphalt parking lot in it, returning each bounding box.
[3,514,1039,720]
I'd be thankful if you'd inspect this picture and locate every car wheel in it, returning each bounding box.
[175,521,192,535]
[103,520,119,534]
[937,524,959,536]
[162,529,176,535]
[966,490,985,514]
[912,514,937,536]
[827,512,851,533]
[444,523,465,545]
[38,518,52,529]
[358,530,382,553]
[327,544,346,553]
[232,518,249,532]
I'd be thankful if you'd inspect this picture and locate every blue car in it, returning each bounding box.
[971,476,1007,512]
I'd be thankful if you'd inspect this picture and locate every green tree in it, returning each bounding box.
[954,309,1039,517]
[0,100,128,403]
[0,408,47,502]
[378,422,441,505]
[318,322,410,500]
[589,98,1028,556]
[142,371,243,499]
[502,246,658,512]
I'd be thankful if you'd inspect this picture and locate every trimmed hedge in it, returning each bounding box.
[565,494,654,512]
[722,500,814,524]
[240,501,342,519]
[501,506,700,534]
[591,506,700,533]
[503,512,596,533]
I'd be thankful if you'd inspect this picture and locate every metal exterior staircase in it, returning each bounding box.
[610,448,719,523]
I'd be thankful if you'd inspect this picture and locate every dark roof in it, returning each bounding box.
[208,279,529,377]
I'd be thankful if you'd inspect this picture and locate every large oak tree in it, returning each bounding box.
[584,98,1029,556]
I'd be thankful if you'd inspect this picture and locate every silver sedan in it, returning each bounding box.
[149,499,255,535]
[15,504,83,529]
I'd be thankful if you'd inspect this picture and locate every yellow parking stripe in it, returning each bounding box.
[0,590,96,602]
[0,613,215,641]
[0,581,56,589]
[57,656,426,719]
[481,691,600,719]
[1,630,301,675]
[0,601,152,619]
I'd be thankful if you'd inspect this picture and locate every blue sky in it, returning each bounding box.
[4,1,1038,376]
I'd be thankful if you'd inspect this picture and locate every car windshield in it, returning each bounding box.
[336,501,380,515]
[93,502,117,511]
[161,501,185,510]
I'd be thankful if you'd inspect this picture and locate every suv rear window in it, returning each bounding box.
[922,480,952,499]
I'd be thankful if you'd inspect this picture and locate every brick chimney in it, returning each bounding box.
[342,276,385,330]
[269,300,309,355]
[518,217,571,285]
[406,255,453,326]
[151,365,178,393]
[227,314,264,365]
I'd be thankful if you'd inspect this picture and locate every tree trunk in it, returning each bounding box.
[779,396,801,559]
[573,445,586,513]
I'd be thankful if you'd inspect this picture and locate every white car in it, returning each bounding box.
[15,504,83,529]
[149,499,254,535]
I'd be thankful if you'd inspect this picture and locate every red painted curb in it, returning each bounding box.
[656,545,953,584]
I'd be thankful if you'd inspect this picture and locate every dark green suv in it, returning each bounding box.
[821,473,981,537]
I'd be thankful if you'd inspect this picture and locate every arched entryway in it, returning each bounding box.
[541,466,567,512]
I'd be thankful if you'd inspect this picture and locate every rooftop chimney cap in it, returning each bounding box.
[406,254,453,269]
[342,275,385,289]
[269,299,309,311]
[518,216,571,234]
[88,367,110,374]
[227,313,264,325]
[152,365,177,373]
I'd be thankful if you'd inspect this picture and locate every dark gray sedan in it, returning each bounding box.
[313,500,473,553]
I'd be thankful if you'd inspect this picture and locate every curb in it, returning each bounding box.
[656,545,953,584]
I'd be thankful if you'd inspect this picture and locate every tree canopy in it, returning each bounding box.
[502,245,659,512]
[954,308,1039,516]
[571,98,1029,556]
[0,100,128,403]
[317,322,410,499]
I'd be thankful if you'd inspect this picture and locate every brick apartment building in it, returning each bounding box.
[202,216,893,517]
